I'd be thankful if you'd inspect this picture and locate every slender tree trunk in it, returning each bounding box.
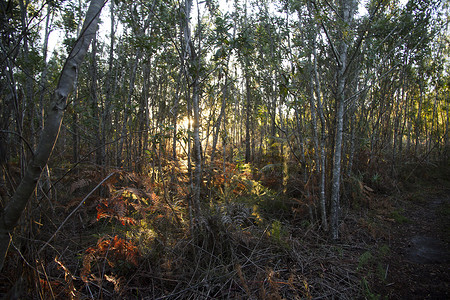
[102,0,115,168]
[38,4,52,132]
[211,68,228,164]
[347,114,356,176]
[104,2,114,163]
[415,79,423,157]
[310,17,328,231]
[401,85,410,157]
[392,75,403,175]
[89,36,102,165]
[330,0,355,240]
[192,68,202,216]
[172,68,182,161]
[182,0,202,223]
[244,72,251,163]
[430,84,439,157]
[117,49,141,167]
[0,0,104,270]
[445,96,449,160]
[142,63,151,157]
[71,0,84,164]
[19,0,33,174]
[330,70,346,239]
[38,4,53,199]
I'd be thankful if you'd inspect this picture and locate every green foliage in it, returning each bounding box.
[58,9,77,32]
[269,220,282,240]
[240,178,290,219]
[378,244,390,258]
[269,219,289,248]
[390,209,409,224]
[361,277,383,300]
[63,37,77,51]
[357,251,373,271]
[371,173,381,184]
[358,246,389,298]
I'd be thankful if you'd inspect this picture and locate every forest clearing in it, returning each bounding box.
[0,0,449,298]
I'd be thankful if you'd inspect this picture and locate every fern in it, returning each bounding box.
[69,178,91,194]
[218,202,255,227]
[81,235,140,283]
[96,187,151,225]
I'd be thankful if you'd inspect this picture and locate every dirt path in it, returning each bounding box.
[380,188,450,299]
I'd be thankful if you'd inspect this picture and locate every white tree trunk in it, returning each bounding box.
[330,0,356,240]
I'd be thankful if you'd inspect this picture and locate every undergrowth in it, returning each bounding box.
[1,156,449,299]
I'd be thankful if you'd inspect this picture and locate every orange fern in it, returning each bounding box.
[81,235,140,282]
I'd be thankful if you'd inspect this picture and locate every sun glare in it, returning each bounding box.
[180,117,193,130]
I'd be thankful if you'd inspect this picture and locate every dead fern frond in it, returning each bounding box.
[81,235,141,285]
[69,178,91,194]
[54,256,78,299]
[105,274,123,293]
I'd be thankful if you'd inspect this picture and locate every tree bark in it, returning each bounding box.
[117,49,141,167]
[181,0,202,223]
[102,0,115,168]
[38,3,54,199]
[0,0,104,270]
[330,0,356,240]
[309,11,328,231]
[245,69,251,163]
[19,0,33,173]
[211,68,228,164]
[89,36,103,166]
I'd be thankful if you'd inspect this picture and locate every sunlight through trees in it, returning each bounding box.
[0,0,449,298]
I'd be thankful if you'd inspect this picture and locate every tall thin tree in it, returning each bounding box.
[0,0,105,270]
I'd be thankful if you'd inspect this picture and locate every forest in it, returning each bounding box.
[0,0,449,298]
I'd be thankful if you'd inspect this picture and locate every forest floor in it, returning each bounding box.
[369,169,450,299]
[1,162,450,299]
